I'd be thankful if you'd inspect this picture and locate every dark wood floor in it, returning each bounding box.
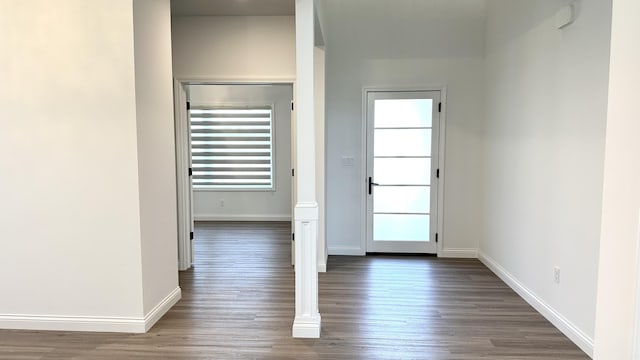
[0,221,588,359]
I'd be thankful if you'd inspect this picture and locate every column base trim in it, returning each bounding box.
[292,314,321,338]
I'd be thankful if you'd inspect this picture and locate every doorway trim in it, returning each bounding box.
[174,77,296,271]
[360,85,447,257]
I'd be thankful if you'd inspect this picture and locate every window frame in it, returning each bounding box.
[189,102,277,192]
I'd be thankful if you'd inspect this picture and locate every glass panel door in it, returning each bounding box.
[366,91,440,253]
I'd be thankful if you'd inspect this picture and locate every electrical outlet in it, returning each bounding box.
[554,267,560,284]
[220,199,225,207]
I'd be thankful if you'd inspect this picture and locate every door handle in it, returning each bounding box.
[368,176,379,195]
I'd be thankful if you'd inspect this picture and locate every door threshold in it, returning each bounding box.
[365,252,437,257]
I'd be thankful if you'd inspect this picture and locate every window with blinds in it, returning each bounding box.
[189,106,274,190]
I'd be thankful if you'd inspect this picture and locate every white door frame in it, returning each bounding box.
[360,85,447,257]
[633,211,640,358]
[174,77,296,271]
[174,80,192,271]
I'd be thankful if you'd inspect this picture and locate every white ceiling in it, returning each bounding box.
[171,0,295,16]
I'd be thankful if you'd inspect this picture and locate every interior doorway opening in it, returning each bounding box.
[174,82,295,270]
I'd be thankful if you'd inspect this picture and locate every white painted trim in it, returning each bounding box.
[0,313,146,333]
[292,315,322,338]
[293,0,321,338]
[632,210,640,358]
[359,89,368,256]
[189,100,279,193]
[295,201,319,219]
[314,45,327,277]
[440,248,478,259]
[436,87,447,257]
[194,214,291,222]
[173,76,296,84]
[478,251,594,357]
[143,287,182,332]
[174,79,193,271]
[328,246,365,256]
[293,207,320,338]
[0,287,182,333]
[317,262,327,273]
[173,77,298,271]
[360,85,448,256]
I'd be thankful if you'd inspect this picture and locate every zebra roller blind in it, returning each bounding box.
[189,106,274,189]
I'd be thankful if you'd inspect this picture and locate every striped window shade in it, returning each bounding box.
[189,106,274,190]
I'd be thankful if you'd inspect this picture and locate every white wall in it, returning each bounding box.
[314,46,327,270]
[323,0,486,256]
[171,16,296,80]
[0,0,143,321]
[132,0,180,316]
[189,84,293,221]
[171,15,297,222]
[0,0,179,332]
[593,0,640,358]
[479,0,612,354]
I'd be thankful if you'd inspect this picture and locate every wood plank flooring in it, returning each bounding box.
[0,221,589,359]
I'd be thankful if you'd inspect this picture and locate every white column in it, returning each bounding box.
[593,0,640,358]
[315,46,327,273]
[292,0,321,338]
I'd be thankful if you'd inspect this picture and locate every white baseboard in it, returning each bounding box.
[478,251,594,357]
[143,287,182,332]
[0,314,146,333]
[292,315,321,338]
[328,246,364,256]
[329,247,480,258]
[317,251,328,272]
[194,214,291,222]
[439,248,478,258]
[0,287,181,333]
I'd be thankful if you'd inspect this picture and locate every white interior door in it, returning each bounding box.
[186,96,195,266]
[175,81,194,270]
[366,90,440,254]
